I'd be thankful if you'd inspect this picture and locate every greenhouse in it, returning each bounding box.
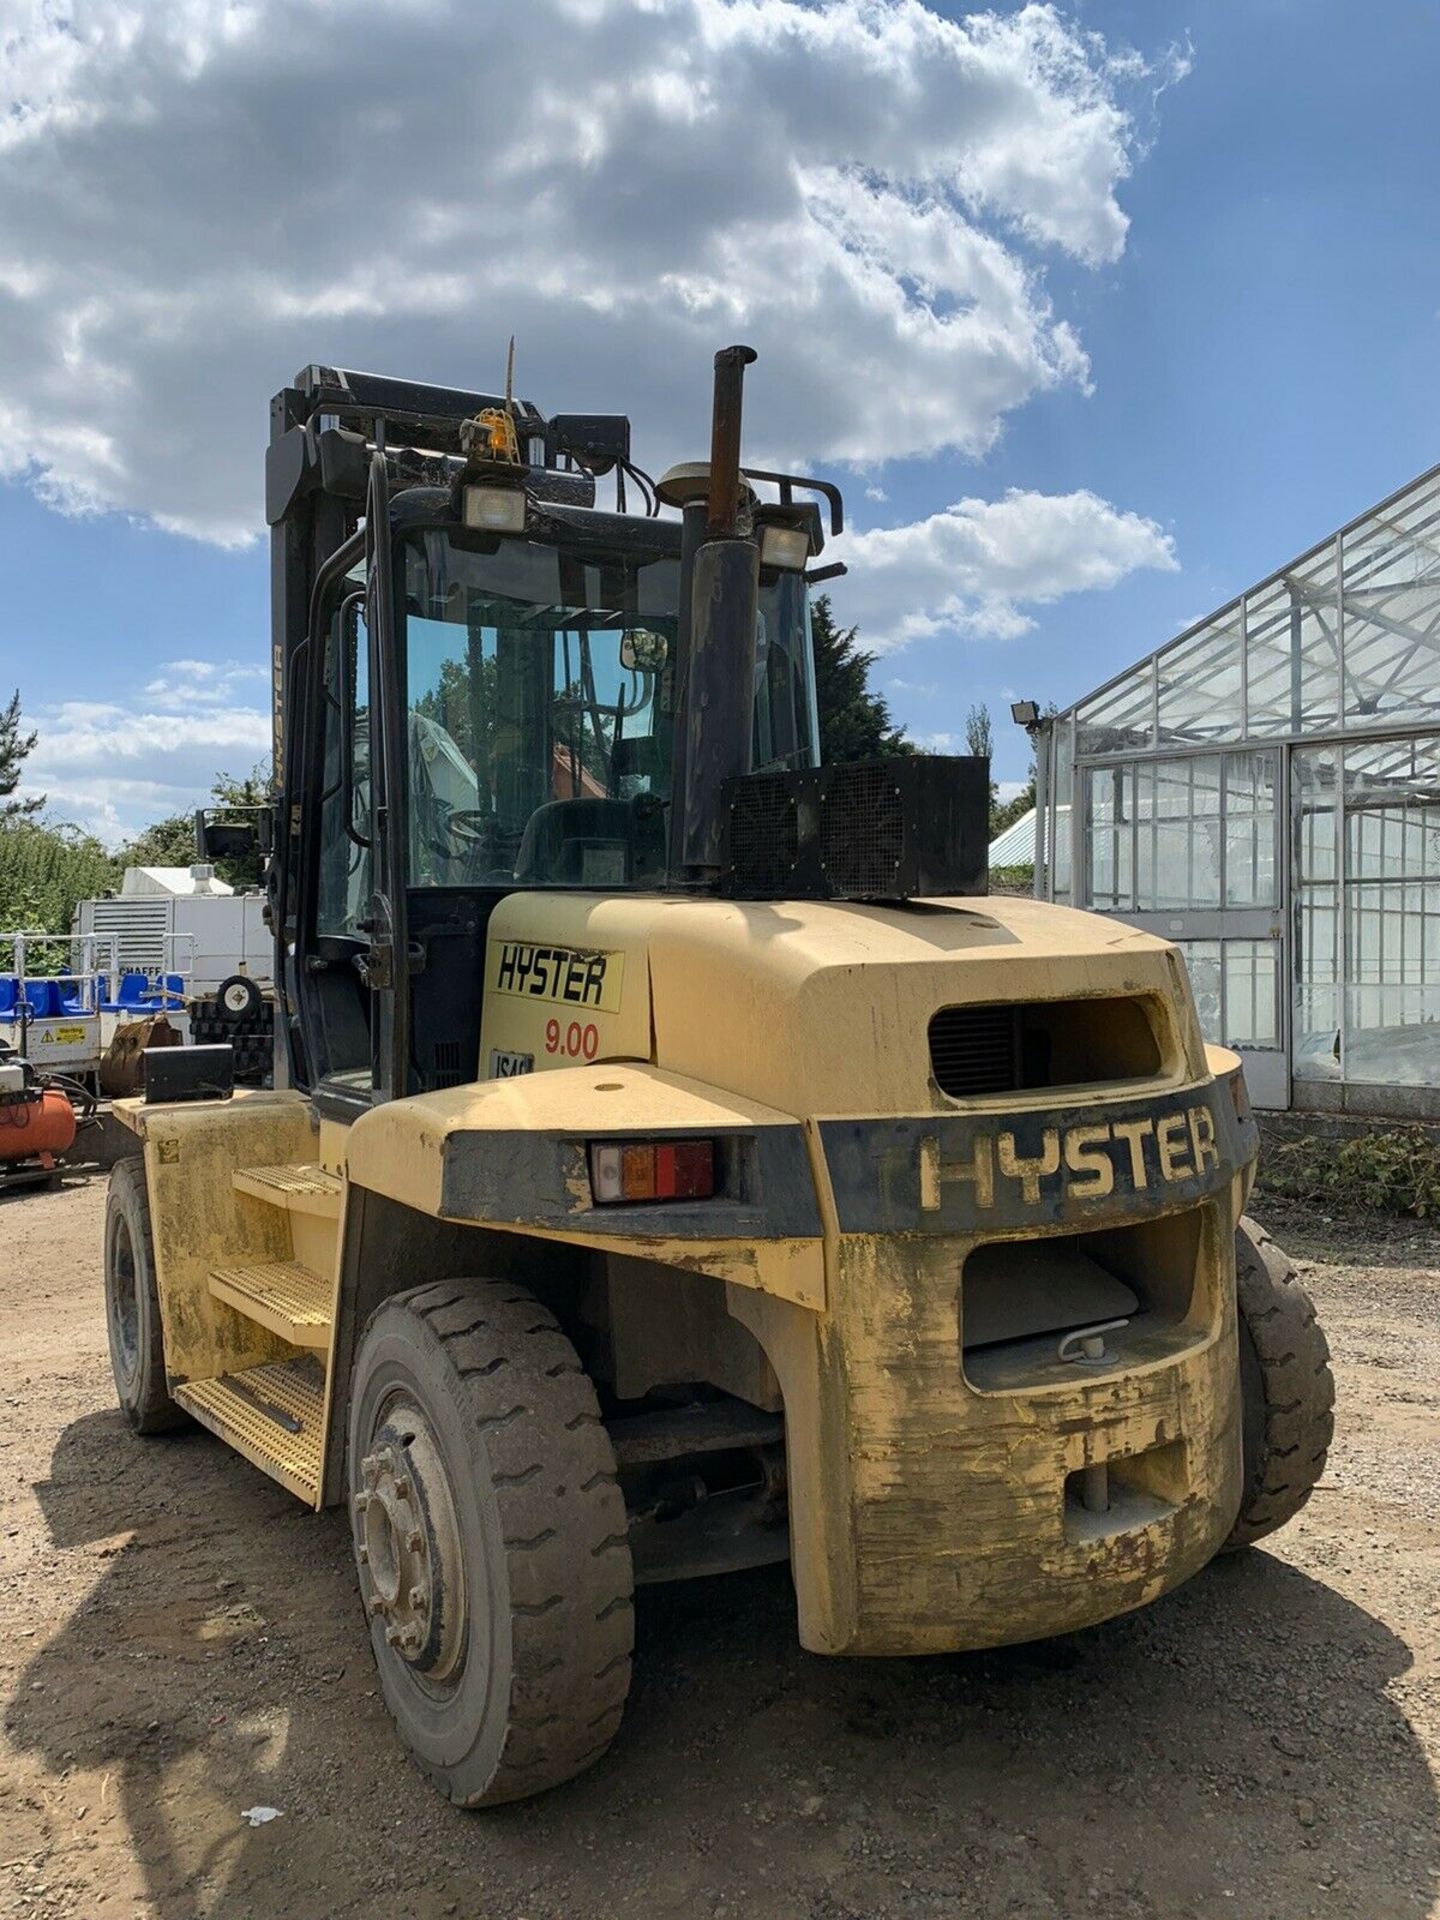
[1034,463,1440,1113]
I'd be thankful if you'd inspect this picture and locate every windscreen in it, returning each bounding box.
[401,526,819,889]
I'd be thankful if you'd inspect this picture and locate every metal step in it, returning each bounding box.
[232,1162,342,1218]
[175,1359,325,1503]
[209,1259,332,1349]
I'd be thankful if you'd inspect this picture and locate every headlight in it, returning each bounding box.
[462,483,527,534]
[759,522,812,571]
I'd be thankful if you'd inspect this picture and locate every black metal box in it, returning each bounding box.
[143,1044,236,1104]
[722,755,990,901]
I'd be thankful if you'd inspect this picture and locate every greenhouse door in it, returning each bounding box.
[1081,748,1289,1109]
[1152,915,1289,1110]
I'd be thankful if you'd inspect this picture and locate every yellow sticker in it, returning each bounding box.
[54,1025,86,1044]
[487,942,625,1014]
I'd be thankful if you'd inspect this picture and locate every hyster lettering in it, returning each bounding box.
[919,1105,1220,1212]
[491,942,622,1013]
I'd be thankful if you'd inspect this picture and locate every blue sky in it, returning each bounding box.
[2,0,1437,839]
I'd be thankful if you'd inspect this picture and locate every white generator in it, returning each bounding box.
[73,865,274,1079]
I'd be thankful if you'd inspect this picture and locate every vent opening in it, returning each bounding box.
[928,995,1163,1100]
[961,1207,1206,1394]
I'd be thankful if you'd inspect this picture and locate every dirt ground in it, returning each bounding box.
[1,1176,1437,1920]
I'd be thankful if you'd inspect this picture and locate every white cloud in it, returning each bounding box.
[830,486,1178,651]
[0,0,1179,544]
[142,657,269,709]
[19,698,270,844]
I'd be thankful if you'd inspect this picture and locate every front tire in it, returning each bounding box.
[347,1279,634,1807]
[1223,1216,1334,1550]
[104,1157,188,1435]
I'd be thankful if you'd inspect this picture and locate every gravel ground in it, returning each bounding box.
[1,1174,1437,1920]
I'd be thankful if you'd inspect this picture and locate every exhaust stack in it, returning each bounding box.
[676,345,762,878]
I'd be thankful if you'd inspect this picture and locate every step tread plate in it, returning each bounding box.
[211,1259,332,1336]
[175,1359,325,1503]
[232,1163,342,1215]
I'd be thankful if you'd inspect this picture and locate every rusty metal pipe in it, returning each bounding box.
[706,345,757,539]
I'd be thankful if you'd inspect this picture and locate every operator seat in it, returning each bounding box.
[513,797,665,887]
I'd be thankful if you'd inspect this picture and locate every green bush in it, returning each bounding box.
[1259,1126,1440,1219]
[0,819,121,945]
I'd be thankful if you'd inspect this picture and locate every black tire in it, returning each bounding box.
[1223,1216,1334,1551]
[347,1279,634,1807]
[215,974,263,1022]
[103,1157,188,1435]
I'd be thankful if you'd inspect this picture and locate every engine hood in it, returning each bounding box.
[477,891,1206,1121]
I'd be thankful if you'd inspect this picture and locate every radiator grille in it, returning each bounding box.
[928,1005,1020,1097]
[928,996,1165,1100]
[433,1040,465,1088]
[85,899,170,973]
[726,782,799,894]
[818,763,906,896]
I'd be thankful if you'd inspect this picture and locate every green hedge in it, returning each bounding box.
[1259,1125,1440,1219]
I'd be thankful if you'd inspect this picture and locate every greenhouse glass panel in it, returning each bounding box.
[1176,940,1221,1043]
[1075,660,1153,757]
[1051,720,1073,901]
[1244,540,1341,735]
[1136,755,1222,910]
[1293,745,1341,1084]
[1222,940,1280,1049]
[1223,750,1279,907]
[1086,765,1135,910]
[1342,736,1440,1088]
[1340,474,1440,730]
[1154,610,1244,748]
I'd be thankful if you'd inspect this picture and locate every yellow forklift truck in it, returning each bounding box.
[102,348,1333,1807]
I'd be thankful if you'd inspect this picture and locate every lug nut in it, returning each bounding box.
[405,1529,423,1553]
[385,1626,402,1648]
[408,1586,425,1610]
[368,1595,386,1616]
[400,1625,422,1652]
[356,1545,369,1565]
[393,1476,412,1501]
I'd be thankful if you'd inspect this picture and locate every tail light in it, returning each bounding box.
[589,1139,716,1205]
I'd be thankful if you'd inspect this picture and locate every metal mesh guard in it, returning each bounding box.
[819,764,906,896]
[728,780,799,893]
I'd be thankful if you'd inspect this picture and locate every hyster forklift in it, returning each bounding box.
[103,347,1333,1807]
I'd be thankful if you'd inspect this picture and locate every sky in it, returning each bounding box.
[2,0,1438,843]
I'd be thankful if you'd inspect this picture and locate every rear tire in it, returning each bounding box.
[1223,1216,1333,1550]
[347,1278,634,1806]
[104,1156,188,1435]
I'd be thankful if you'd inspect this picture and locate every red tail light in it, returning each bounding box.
[589,1139,716,1205]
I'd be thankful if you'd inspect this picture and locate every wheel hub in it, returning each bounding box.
[353,1415,465,1681]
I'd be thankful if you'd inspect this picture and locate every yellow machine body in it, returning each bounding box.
[114,886,1258,1657]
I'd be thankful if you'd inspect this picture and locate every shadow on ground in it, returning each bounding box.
[9,1406,1437,1920]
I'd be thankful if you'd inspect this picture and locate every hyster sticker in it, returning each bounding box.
[489,942,624,1013]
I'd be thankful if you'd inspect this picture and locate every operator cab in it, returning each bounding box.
[267,364,832,1114]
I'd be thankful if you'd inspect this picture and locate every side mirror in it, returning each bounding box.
[198,820,257,860]
[195,805,272,862]
[620,627,668,673]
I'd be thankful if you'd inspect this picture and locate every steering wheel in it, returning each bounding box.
[438,807,495,848]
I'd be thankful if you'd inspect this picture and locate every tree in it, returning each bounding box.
[964,703,993,760]
[811,597,913,763]
[0,690,43,821]
[121,812,198,871]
